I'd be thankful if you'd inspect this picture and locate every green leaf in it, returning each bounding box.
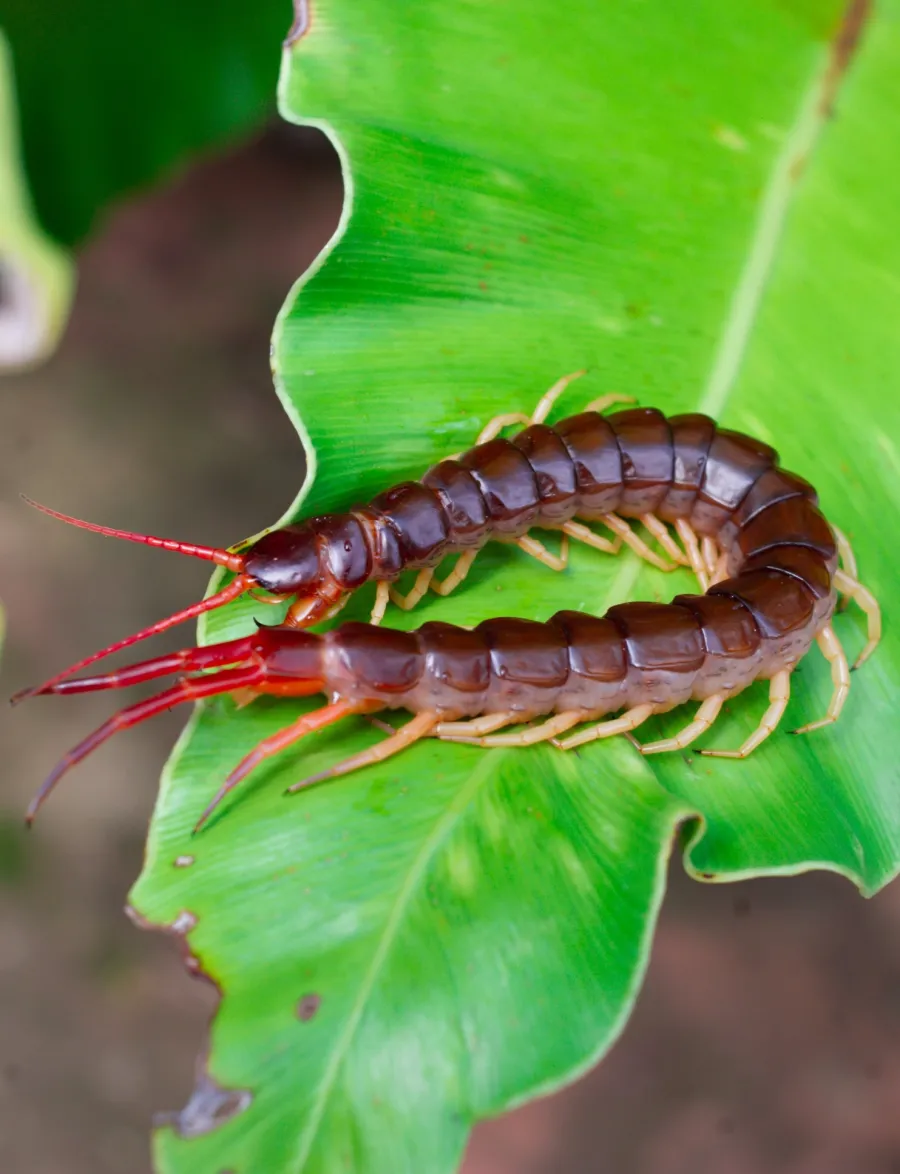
[129,2,900,1171]
[2,0,294,244]
[0,30,71,368]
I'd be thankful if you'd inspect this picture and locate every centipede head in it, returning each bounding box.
[13,500,326,703]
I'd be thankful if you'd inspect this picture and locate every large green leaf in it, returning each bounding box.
[129,2,900,1171]
[0,30,71,367]
[2,0,294,244]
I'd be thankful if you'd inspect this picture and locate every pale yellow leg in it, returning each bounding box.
[552,703,655,751]
[583,393,637,414]
[433,712,518,738]
[600,513,676,572]
[287,711,438,792]
[633,694,725,754]
[528,369,588,424]
[470,372,634,448]
[791,625,850,735]
[561,519,621,556]
[700,669,791,758]
[322,594,351,622]
[517,531,569,572]
[832,524,858,581]
[369,580,391,625]
[474,412,532,445]
[389,567,435,611]
[701,536,719,579]
[834,567,881,670]
[431,548,478,597]
[710,551,729,586]
[439,710,587,748]
[675,518,709,591]
[640,513,690,566]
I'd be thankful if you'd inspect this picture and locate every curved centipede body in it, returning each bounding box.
[22,410,880,829]
[14,373,879,702]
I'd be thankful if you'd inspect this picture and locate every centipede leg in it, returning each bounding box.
[701,536,719,579]
[710,551,729,586]
[674,519,709,591]
[432,712,518,738]
[831,524,859,581]
[194,700,373,831]
[389,568,436,612]
[833,567,881,669]
[632,694,725,754]
[473,412,532,446]
[640,513,690,566]
[438,709,587,747]
[432,549,478,597]
[791,625,850,735]
[551,703,655,751]
[700,669,791,759]
[582,393,637,414]
[598,514,677,572]
[370,581,391,626]
[287,710,439,792]
[517,532,569,572]
[560,520,621,556]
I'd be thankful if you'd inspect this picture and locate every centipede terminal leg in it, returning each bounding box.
[640,513,691,566]
[791,625,851,735]
[632,694,725,755]
[516,532,569,572]
[433,712,518,738]
[438,709,587,747]
[389,568,435,612]
[287,710,438,792]
[700,669,791,759]
[675,519,709,590]
[431,549,478,597]
[194,700,370,832]
[599,514,677,572]
[551,703,655,751]
[833,568,881,669]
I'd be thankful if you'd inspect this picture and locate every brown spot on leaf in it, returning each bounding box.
[284,0,310,47]
[820,0,872,116]
[297,993,322,1021]
[156,1069,252,1138]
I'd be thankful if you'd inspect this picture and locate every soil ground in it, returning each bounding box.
[1,124,898,1174]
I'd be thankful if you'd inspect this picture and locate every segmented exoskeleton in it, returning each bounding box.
[14,373,879,705]
[21,392,881,830]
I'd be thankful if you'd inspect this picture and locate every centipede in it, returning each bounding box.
[16,376,881,830]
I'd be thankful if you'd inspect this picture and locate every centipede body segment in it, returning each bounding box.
[18,383,881,830]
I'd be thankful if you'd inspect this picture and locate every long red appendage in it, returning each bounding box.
[193,700,367,832]
[22,496,245,572]
[25,663,264,825]
[11,575,252,705]
[29,635,260,696]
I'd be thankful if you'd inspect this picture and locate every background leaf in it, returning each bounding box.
[129,2,900,1171]
[0,30,71,368]
[1,0,294,244]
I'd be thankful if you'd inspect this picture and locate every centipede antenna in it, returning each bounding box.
[25,663,264,826]
[11,574,252,705]
[21,496,245,572]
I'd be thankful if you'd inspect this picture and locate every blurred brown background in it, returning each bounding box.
[1,123,899,1174]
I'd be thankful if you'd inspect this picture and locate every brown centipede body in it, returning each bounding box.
[18,380,881,830]
[14,371,878,700]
